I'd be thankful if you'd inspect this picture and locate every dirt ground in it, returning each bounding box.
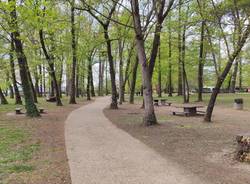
[2,100,91,184]
[104,101,250,184]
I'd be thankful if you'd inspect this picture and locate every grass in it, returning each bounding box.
[0,127,39,176]
[135,93,250,109]
[0,95,86,183]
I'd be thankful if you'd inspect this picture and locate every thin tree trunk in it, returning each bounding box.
[177,0,183,96]
[87,58,91,101]
[158,42,162,97]
[168,17,173,97]
[10,42,22,104]
[39,29,62,106]
[0,88,8,105]
[118,39,124,104]
[69,1,77,104]
[129,56,139,104]
[198,21,205,101]
[104,28,118,109]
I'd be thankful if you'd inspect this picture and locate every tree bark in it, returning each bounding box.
[205,24,250,122]
[177,0,183,96]
[0,88,8,105]
[9,0,39,117]
[104,27,118,109]
[69,1,77,104]
[198,21,205,101]
[39,29,62,106]
[9,41,22,104]
[131,0,157,126]
[129,56,139,104]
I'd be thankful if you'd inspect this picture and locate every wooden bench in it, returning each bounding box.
[39,107,45,114]
[46,96,56,102]
[154,99,159,106]
[15,108,22,115]
[172,111,189,116]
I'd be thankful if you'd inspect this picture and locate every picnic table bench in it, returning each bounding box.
[39,107,45,113]
[15,108,22,115]
[172,105,205,116]
[154,98,172,106]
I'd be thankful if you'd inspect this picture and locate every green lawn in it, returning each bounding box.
[134,93,250,109]
[0,96,85,182]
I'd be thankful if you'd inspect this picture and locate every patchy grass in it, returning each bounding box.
[135,93,250,109]
[0,95,88,184]
[0,127,39,177]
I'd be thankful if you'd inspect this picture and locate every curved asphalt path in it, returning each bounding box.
[65,97,207,184]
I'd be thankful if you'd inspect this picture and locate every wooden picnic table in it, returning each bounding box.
[172,104,205,116]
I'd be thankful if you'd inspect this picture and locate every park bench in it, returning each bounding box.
[154,99,159,106]
[172,105,205,117]
[15,108,22,115]
[39,107,45,114]
[46,96,56,102]
[154,98,171,106]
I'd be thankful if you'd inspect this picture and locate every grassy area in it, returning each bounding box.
[0,96,86,183]
[134,93,250,109]
[0,127,39,177]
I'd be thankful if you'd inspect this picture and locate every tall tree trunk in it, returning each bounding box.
[239,58,242,90]
[118,40,124,104]
[6,71,14,99]
[157,42,162,97]
[87,58,92,101]
[9,1,39,117]
[9,43,22,104]
[98,55,104,96]
[69,1,77,104]
[42,63,46,97]
[39,29,62,106]
[168,17,173,97]
[90,64,95,97]
[230,57,239,93]
[131,0,157,126]
[104,27,118,109]
[177,0,183,96]
[205,24,250,122]
[76,62,80,98]
[198,21,205,101]
[0,88,8,105]
[105,59,109,95]
[129,56,139,104]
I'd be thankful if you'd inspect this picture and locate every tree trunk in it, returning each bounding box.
[168,17,173,97]
[129,56,139,104]
[39,29,62,106]
[90,64,95,97]
[198,21,205,101]
[205,24,250,122]
[118,39,124,104]
[229,57,239,93]
[131,0,157,126]
[9,42,22,104]
[87,58,91,101]
[177,0,183,96]
[104,27,118,109]
[157,43,162,98]
[69,1,77,104]
[9,0,39,117]
[0,88,8,105]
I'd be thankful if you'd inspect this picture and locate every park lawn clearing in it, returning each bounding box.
[104,94,250,184]
[0,97,89,184]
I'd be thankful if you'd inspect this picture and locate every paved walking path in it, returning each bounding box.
[65,97,207,184]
